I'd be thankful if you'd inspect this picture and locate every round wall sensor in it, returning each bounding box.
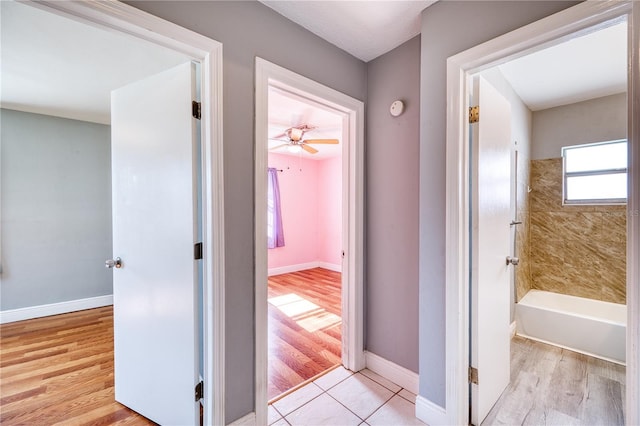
[390,100,404,117]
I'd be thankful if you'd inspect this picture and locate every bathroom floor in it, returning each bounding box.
[483,335,625,425]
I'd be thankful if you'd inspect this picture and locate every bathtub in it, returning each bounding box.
[515,289,626,365]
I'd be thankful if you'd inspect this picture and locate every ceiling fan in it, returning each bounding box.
[269,124,338,154]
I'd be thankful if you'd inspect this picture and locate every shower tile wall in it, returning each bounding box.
[528,158,626,304]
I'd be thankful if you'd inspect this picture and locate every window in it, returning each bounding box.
[562,140,627,204]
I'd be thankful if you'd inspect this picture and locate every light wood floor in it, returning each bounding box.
[268,268,342,400]
[0,306,156,425]
[483,335,626,425]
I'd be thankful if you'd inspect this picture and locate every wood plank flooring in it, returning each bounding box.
[268,268,342,400]
[0,306,156,425]
[483,335,626,425]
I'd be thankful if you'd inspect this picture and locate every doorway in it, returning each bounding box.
[0,1,224,424]
[266,85,345,400]
[255,58,365,426]
[470,18,628,422]
[442,2,639,425]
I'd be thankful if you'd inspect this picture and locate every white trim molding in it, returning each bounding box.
[255,57,365,426]
[24,3,226,425]
[415,395,447,426]
[268,261,342,276]
[0,295,113,324]
[441,2,638,426]
[364,351,419,394]
[627,2,640,423]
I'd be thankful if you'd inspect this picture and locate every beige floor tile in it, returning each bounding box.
[359,369,402,393]
[268,404,283,425]
[366,395,426,426]
[273,383,323,416]
[398,388,416,403]
[314,366,354,390]
[327,373,394,419]
[285,393,361,426]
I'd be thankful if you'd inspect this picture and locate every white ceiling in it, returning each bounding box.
[0,1,189,124]
[260,1,436,63]
[1,1,627,139]
[498,20,627,111]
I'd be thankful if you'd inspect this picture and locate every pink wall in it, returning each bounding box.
[268,153,342,270]
[317,156,342,266]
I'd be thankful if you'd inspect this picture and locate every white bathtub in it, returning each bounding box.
[515,289,626,365]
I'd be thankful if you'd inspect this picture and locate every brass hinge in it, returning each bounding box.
[192,101,201,120]
[195,381,204,401]
[469,106,479,123]
[194,242,203,260]
[468,366,478,385]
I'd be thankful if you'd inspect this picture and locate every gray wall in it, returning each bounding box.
[532,92,627,159]
[124,1,367,422]
[366,36,420,372]
[0,109,112,310]
[419,1,579,407]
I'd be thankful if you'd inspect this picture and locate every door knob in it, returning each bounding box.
[506,256,519,266]
[105,257,123,269]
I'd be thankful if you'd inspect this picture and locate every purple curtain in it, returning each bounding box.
[267,168,285,249]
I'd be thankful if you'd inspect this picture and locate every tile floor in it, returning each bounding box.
[268,367,426,426]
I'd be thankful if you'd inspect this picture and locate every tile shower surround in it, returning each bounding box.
[521,158,626,304]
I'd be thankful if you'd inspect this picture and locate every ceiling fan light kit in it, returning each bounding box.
[269,124,339,155]
[287,144,303,153]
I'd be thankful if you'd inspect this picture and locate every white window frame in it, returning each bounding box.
[562,139,628,205]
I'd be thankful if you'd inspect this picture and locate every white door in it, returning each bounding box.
[470,76,512,425]
[111,62,200,425]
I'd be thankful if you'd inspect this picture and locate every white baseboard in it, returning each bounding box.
[416,395,448,426]
[268,261,342,276]
[228,412,255,426]
[364,351,419,394]
[0,295,113,324]
[317,262,341,272]
[510,320,517,338]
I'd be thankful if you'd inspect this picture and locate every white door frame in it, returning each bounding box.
[443,2,638,425]
[25,2,225,425]
[255,58,365,426]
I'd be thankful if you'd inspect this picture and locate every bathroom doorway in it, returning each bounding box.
[472,18,628,425]
[442,2,638,425]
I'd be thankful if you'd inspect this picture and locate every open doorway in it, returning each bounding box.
[441,2,639,425]
[0,1,224,424]
[266,86,345,400]
[254,58,365,426]
[472,18,628,425]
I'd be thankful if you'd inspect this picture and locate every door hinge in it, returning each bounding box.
[469,105,479,123]
[195,380,203,401]
[192,101,201,120]
[468,366,479,385]
[194,242,203,260]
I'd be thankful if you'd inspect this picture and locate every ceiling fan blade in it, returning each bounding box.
[302,144,318,154]
[304,139,339,145]
[271,132,288,140]
[269,144,290,151]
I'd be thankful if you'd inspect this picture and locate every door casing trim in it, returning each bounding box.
[441,2,638,425]
[24,2,225,424]
[254,57,365,426]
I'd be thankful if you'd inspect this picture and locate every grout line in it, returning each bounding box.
[324,389,366,422]
[361,391,398,424]
[268,364,341,405]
